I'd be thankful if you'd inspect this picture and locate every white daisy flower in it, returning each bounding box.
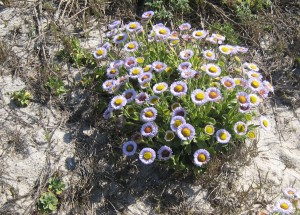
[129,67,143,79]
[153,82,168,94]
[260,116,270,131]
[157,146,173,160]
[122,141,137,156]
[170,116,186,132]
[274,199,295,214]
[140,107,157,122]
[110,95,127,110]
[234,121,248,135]
[191,89,208,105]
[216,129,231,144]
[170,81,188,97]
[193,149,210,167]
[177,123,195,141]
[203,50,216,60]
[139,148,156,164]
[206,64,221,77]
[192,30,208,39]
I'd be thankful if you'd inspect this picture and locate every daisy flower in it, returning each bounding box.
[221,76,236,90]
[263,80,274,93]
[249,93,260,106]
[135,92,149,105]
[193,149,210,167]
[113,33,128,44]
[218,45,232,55]
[260,116,270,131]
[170,116,186,132]
[234,121,248,135]
[170,81,188,97]
[124,41,139,52]
[93,47,107,59]
[182,34,192,41]
[247,71,263,80]
[206,36,218,44]
[216,129,231,144]
[248,78,262,91]
[101,42,112,50]
[139,148,156,164]
[148,95,160,106]
[203,50,216,60]
[102,80,117,91]
[179,23,191,31]
[283,187,299,199]
[191,89,208,105]
[152,61,167,73]
[124,57,137,69]
[110,60,124,69]
[138,72,152,84]
[212,33,226,42]
[164,130,175,142]
[122,141,137,156]
[177,123,195,141]
[141,122,158,138]
[245,62,260,72]
[110,95,127,110]
[274,199,295,214]
[172,107,187,117]
[237,92,250,106]
[122,89,136,103]
[178,62,192,73]
[129,67,143,79]
[157,146,173,160]
[206,64,221,77]
[204,125,215,135]
[117,75,129,86]
[234,78,248,88]
[140,107,157,122]
[106,29,118,37]
[192,30,208,39]
[126,21,141,32]
[153,82,168,94]
[247,131,256,139]
[257,87,269,99]
[181,69,196,79]
[236,46,249,53]
[108,20,121,29]
[103,108,113,120]
[154,26,171,40]
[106,67,119,78]
[206,87,222,102]
[140,81,150,89]
[179,49,194,60]
[141,11,154,19]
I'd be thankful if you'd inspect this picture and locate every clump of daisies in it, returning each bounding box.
[96,11,274,172]
[260,187,300,214]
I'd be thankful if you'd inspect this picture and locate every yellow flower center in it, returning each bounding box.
[280,203,289,210]
[237,124,245,132]
[166,132,174,140]
[144,66,151,72]
[182,128,191,137]
[221,46,229,53]
[127,43,135,49]
[195,92,205,101]
[250,95,257,103]
[155,64,163,69]
[195,31,203,36]
[156,84,165,91]
[205,126,214,135]
[251,80,260,88]
[216,34,223,39]
[251,73,259,77]
[137,57,144,63]
[129,23,137,29]
[143,152,153,160]
[263,119,269,127]
[206,52,213,57]
[141,75,149,81]
[238,96,247,104]
[288,191,294,195]
[219,132,227,140]
[174,120,182,128]
[96,49,104,56]
[174,85,184,92]
[150,98,159,104]
[126,145,134,152]
[159,29,167,35]
[132,69,140,75]
[247,131,256,139]
[145,111,154,118]
[250,64,257,70]
[235,79,241,85]
[114,98,123,106]
[117,35,124,41]
[144,126,152,133]
[209,91,218,99]
[110,69,117,74]
[209,66,218,73]
[165,67,172,73]
[125,92,132,99]
[224,81,232,88]
[198,153,206,162]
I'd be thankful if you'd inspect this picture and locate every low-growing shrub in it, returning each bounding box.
[89,11,273,173]
[11,89,31,107]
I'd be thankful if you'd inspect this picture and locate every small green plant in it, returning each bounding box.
[11,89,31,107]
[37,191,59,214]
[45,77,67,96]
[48,177,65,195]
[209,22,240,45]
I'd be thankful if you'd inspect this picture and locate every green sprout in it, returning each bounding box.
[48,177,65,195]
[45,77,67,96]
[37,192,59,213]
[11,89,31,107]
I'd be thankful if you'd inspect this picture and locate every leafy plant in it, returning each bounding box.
[48,177,65,195]
[11,89,31,107]
[45,77,67,96]
[37,192,59,213]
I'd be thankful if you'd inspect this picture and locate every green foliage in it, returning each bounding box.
[56,37,96,68]
[48,178,66,195]
[37,192,58,214]
[11,89,31,107]
[209,22,240,45]
[45,77,67,96]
